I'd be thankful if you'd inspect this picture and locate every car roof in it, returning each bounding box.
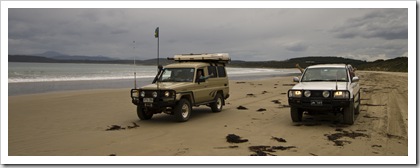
[165,62,210,69]
[307,64,347,69]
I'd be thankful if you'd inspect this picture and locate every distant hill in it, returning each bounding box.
[9,55,56,63]
[8,54,171,65]
[229,56,367,69]
[356,57,408,72]
[228,56,407,72]
[35,51,116,61]
[140,58,174,65]
[8,54,408,72]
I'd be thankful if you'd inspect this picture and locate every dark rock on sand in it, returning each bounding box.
[271,146,296,150]
[246,93,256,97]
[249,145,274,153]
[127,122,139,129]
[226,134,249,143]
[271,136,287,142]
[237,106,248,110]
[106,125,124,131]
[325,131,368,146]
[249,145,296,156]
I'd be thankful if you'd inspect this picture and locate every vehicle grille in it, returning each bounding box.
[308,90,330,98]
[143,91,157,97]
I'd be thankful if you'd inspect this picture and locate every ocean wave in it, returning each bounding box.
[8,75,155,83]
[8,62,300,84]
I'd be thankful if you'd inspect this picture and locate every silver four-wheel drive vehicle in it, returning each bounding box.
[287,64,360,125]
[130,53,230,122]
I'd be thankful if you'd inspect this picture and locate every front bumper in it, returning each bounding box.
[288,97,351,111]
[131,89,176,109]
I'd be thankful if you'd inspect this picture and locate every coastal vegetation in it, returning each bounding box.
[8,54,408,72]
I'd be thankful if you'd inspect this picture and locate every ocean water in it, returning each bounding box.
[8,62,300,96]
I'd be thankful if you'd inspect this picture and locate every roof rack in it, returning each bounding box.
[167,53,230,63]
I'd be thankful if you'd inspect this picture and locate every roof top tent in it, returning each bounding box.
[168,53,231,64]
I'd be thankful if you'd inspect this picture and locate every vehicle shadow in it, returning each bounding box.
[294,112,359,128]
[137,107,216,124]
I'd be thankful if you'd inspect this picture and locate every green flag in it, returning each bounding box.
[155,27,159,38]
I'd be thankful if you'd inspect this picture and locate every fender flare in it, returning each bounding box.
[177,92,195,105]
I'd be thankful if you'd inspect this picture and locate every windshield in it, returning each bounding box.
[301,67,348,82]
[158,68,195,82]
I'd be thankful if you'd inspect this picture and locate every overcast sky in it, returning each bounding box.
[8,6,409,61]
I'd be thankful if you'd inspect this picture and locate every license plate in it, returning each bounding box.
[310,100,323,106]
[143,98,154,103]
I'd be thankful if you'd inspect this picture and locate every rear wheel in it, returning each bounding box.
[174,99,192,122]
[137,106,153,120]
[291,107,303,122]
[343,101,355,125]
[210,93,224,112]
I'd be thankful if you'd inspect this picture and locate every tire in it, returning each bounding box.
[137,106,153,120]
[210,93,224,112]
[291,107,303,122]
[174,99,192,122]
[354,91,360,115]
[343,101,355,125]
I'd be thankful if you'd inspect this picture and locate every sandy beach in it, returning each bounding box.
[7,71,409,160]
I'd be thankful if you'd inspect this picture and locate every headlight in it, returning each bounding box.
[289,90,302,97]
[164,91,170,97]
[304,91,311,97]
[140,91,145,97]
[132,90,139,98]
[322,91,330,98]
[152,91,158,98]
[334,91,349,99]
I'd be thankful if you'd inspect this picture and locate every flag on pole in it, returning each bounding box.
[155,27,159,38]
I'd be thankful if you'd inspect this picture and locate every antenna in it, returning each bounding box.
[155,27,160,90]
[133,40,137,89]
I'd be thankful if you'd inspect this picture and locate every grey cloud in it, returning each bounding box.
[110,29,129,35]
[331,9,408,40]
[7,8,409,61]
[284,42,308,52]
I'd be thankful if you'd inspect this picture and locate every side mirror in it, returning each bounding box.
[352,76,359,82]
[196,78,205,84]
[293,77,300,82]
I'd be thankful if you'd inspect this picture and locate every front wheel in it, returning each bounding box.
[343,102,355,125]
[291,107,303,122]
[354,91,361,115]
[210,93,224,112]
[174,99,192,122]
[137,106,153,120]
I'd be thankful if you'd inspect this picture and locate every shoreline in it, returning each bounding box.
[8,72,301,96]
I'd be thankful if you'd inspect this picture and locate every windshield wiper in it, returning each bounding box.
[326,79,348,82]
[305,79,325,82]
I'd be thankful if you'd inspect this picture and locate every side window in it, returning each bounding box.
[217,66,226,77]
[208,66,218,78]
[160,69,172,81]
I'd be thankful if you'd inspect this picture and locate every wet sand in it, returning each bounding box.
[7,71,411,163]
